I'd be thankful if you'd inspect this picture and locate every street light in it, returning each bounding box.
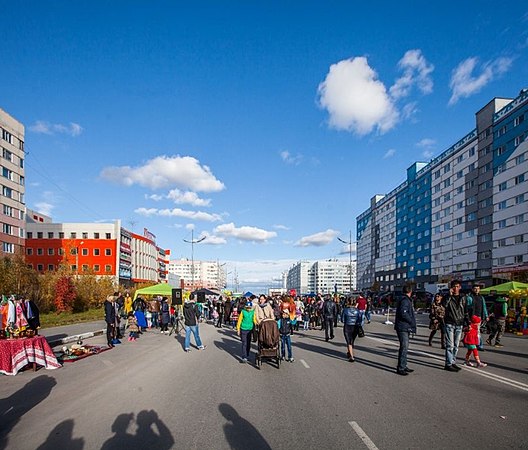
[338,231,354,294]
[183,230,205,291]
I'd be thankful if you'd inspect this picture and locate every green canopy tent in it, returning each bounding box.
[479,281,528,295]
[133,283,176,300]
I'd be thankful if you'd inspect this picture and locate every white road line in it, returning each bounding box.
[365,335,528,392]
[300,359,310,368]
[349,421,379,450]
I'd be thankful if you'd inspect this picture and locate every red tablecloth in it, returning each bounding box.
[0,335,61,376]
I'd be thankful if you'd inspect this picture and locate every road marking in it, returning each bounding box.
[300,359,310,368]
[365,335,528,392]
[349,421,379,450]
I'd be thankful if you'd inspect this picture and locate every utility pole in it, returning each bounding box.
[183,230,205,291]
[338,230,353,294]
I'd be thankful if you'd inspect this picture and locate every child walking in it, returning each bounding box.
[127,311,140,341]
[278,309,294,362]
[464,315,487,367]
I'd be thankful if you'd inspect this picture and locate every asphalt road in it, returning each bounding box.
[1,314,527,450]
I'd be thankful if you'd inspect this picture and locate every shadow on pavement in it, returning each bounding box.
[100,410,174,450]
[219,403,271,450]
[36,419,84,450]
[0,375,57,450]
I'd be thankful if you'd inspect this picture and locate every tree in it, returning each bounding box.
[54,275,76,313]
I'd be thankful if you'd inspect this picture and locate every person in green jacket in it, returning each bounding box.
[236,301,256,363]
[486,295,508,347]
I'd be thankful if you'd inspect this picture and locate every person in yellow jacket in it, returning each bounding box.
[236,300,257,363]
[124,292,133,315]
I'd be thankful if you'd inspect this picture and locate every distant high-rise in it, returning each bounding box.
[0,108,25,255]
[356,89,528,291]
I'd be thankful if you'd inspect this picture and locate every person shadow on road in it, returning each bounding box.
[219,403,271,450]
[101,410,174,450]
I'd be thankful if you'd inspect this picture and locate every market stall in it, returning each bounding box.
[0,335,61,376]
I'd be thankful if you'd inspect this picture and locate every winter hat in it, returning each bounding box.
[245,301,253,308]
[471,315,481,324]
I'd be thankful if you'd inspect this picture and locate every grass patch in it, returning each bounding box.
[40,308,104,329]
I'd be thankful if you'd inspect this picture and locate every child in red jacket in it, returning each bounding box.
[464,315,487,367]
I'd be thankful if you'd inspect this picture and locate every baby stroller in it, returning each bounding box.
[256,319,280,369]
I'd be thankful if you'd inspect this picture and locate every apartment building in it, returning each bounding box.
[356,89,528,291]
[0,108,25,255]
[168,258,226,291]
[286,259,357,295]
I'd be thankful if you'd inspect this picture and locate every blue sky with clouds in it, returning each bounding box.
[2,1,527,290]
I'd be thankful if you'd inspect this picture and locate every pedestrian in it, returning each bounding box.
[322,294,337,341]
[487,295,508,348]
[302,300,310,331]
[428,293,446,348]
[465,283,489,350]
[463,315,487,367]
[126,311,139,341]
[394,286,416,376]
[365,296,372,324]
[104,295,118,348]
[278,309,294,362]
[443,280,468,372]
[215,296,224,328]
[224,297,232,327]
[341,297,364,362]
[159,297,170,334]
[148,297,161,328]
[183,295,206,352]
[236,300,256,363]
[255,294,275,325]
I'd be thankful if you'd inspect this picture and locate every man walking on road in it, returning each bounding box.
[323,294,337,342]
[394,286,416,376]
[183,295,206,352]
[443,280,468,372]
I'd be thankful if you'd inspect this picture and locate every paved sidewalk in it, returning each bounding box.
[39,320,107,347]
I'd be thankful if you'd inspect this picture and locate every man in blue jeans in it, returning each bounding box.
[394,286,416,376]
[443,280,467,372]
[183,295,206,352]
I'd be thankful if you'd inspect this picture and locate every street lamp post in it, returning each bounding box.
[183,230,205,291]
[338,231,354,294]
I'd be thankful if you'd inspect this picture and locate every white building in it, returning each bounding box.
[286,259,357,295]
[168,258,226,291]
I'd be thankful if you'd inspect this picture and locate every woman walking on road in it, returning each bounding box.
[341,297,364,362]
[236,300,256,363]
[429,293,446,348]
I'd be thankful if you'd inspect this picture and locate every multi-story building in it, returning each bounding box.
[286,259,357,295]
[0,108,25,255]
[168,259,226,291]
[356,89,528,291]
[25,216,168,285]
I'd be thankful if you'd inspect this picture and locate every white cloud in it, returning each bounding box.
[449,56,513,105]
[390,49,434,100]
[280,151,303,165]
[185,224,195,231]
[317,56,399,135]
[295,229,339,247]
[101,155,225,192]
[34,202,54,216]
[416,138,436,148]
[146,194,164,201]
[383,148,396,159]
[166,189,211,207]
[214,223,277,242]
[422,150,435,159]
[338,242,357,257]
[134,207,222,222]
[273,224,290,231]
[29,120,83,137]
[200,231,227,245]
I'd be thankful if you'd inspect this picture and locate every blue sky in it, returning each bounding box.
[2,1,527,290]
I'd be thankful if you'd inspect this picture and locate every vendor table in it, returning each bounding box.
[0,335,61,376]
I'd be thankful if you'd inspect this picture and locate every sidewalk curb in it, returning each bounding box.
[48,329,105,347]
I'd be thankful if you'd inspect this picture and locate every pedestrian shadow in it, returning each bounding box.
[36,419,84,450]
[294,340,345,361]
[101,410,174,450]
[0,375,57,450]
[219,403,271,450]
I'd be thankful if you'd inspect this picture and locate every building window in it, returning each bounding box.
[498,200,508,210]
[70,248,77,255]
[37,248,43,255]
[59,232,64,239]
[26,248,33,255]
[82,248,89,256]
[105,249,112,256]
[37,232,43,238]
[70,232,77,238]
[515,235,524,244]
[515,255,524,264]
[82,232,88,239]
[82,264,89,272]
[94,248,100,256]
[515,174,525,185]
[94,264,100,272]
[514,114,525,126]
[71,265,77,272]
[47,232,54,238]
[498,220,507,229]
[48,248,54,255]
[58,248,64,256]
[105,233,111,239]
[94,232,100,239]
[515,194,525,204]
[516,153,525,165]
[48,265,54,271]
[37,264,43,272]
[105,265,112,273]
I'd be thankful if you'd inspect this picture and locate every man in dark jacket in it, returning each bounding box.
[183,295,206,352]
[487,295,508,347]
[394,286,416,376]
[104,295,117,348]
[443,280,468,372]
[466,283,489,350]
[322,294,337,341]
